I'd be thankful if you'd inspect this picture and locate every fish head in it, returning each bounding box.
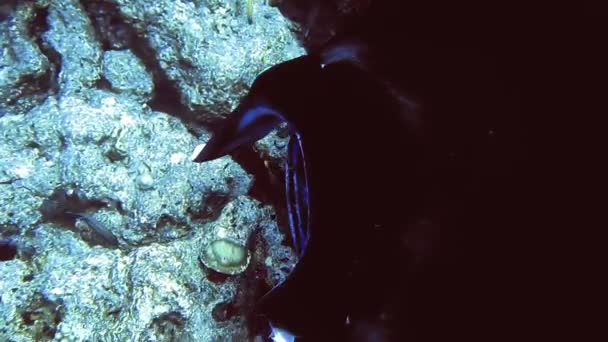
[192,55,322,163]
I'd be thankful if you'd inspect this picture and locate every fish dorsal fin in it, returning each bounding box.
[319,36,370,70]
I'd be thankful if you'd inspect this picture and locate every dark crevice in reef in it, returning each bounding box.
[147,78,194,124]
[187,191,231,222]
[231,146,285,207]
[230,146,292,238]
[231,146,278,205]
[211,301,240,322]
[94,75,113,92]
[20,293,64,341]
[0,239,18,261]
[82,0,135,51]
[240,229,274,338]
[205,268,230,284]
[39,188,107,223]
[155,214,191,242]
[82,0,207,134]
[26,5,61,97]
[0,224,36,262]
[151,312,185,341]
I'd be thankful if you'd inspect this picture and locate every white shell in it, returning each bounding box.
[200,239,250,275]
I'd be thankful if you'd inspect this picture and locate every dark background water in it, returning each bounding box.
[274,0,605,340]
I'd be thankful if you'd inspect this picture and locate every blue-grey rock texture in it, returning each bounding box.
[0,3,53,115]
[102,50,154,100]
[0,0,302,340]
[113,0,303,121]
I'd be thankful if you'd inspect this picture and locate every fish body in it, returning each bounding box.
[193,48,419,339]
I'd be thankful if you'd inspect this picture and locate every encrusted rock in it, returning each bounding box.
[101,50,153,100]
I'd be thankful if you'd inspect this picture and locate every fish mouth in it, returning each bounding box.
[191,106,284,163]
[191,134,226,163]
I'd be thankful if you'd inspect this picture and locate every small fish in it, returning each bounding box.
[66,211,119,247]
[39,188,119,248]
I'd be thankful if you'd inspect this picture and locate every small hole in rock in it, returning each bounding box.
[211,301,239,322]
[0,241,18,261]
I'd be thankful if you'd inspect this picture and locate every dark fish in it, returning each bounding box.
[193,44,419,339]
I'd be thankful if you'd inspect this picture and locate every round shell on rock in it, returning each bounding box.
[200,239,251,275]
